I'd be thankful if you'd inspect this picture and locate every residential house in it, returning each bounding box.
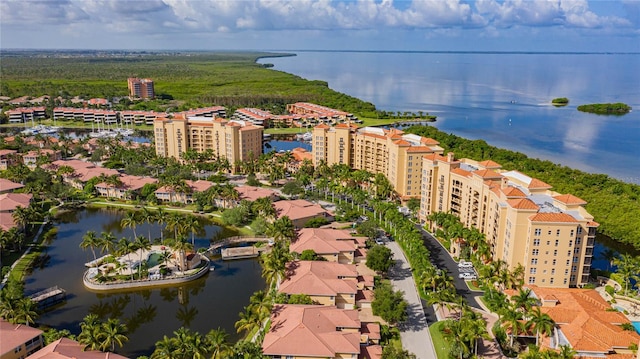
[155,180,213,204]
[22,150,62,169]
[262,304,362,359]
[0,319,44,359]
[95,175,157,200]
[0,179,24,194]
[274,199,334,228]
[291,228,358,263]
[236,185,278,202]
[279,261,359,309]
[26,338,129,359]
[0,149,18,170]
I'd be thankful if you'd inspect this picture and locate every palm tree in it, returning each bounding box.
[99,318,128,352]
[501,303,525,347]
[169,238,193,272]
[527,307,555,346]
[14,298,38,327]
[80,231,101,265]
[99,232,117,255]
[442,319,472,359]
[557,345,577,359]
[140,207,156,242]
[234,306,260,335]
[252,197,276,220]
[205,328,230,359]
[12,206,31,234]
[182,215,202,248]
[78,314,102,351]
[134,235,151,278]
[266,216,296,243]
[165,212,184,240]
[151,336,177,359]
[116,237,138,274]
[155,208,168,244]
[512,287,536,313]
[613,254,640,295]
[121,211,140,239]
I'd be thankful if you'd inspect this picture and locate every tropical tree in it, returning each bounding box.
[234,306,261,336]
[121,211,140,239]
[266,216,296,243]
[182,215,202,248]
[78,314,102,351]
[169,238,193,272]
[613,254,640,294]
[512,287,537,313]
[12,206,31,234]
[205,328,231,359]
[99,318,128,352]
[134,235,152,278]
[99,232,117,255]
[500,303,526,347]
[526,307,555,346]
[80,230,101,265]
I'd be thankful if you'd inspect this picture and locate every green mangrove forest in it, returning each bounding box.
[577,103,631,115]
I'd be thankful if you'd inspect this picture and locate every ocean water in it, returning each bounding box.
[260,51,640,184]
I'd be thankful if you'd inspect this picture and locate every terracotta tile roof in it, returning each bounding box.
[507,198,540,210]
[361,322,381,340]
[359,345,382,359]
[587,221,600,227]
[479,159,502,168]
[263,305,361,357]
[0,149,17,156]
[279,261,357,297]
[473,169,503,179]
[291,228,357,255]
[51,159,95,171]
[451,168,471,177]
[529,213,578,223]
[75,167,119,182]
[393,140,411,146]
[501,186,527,198]
[356,289,374,303]
[0,193,32,212]
[0,319,43,356]
[553,194,587,205]
[236,185,277,202]
[528,286,640,353]
[26,338,129,359]
[528,177,552,189]
[0,212,16,230]
[315,124,330,129]
[421,137,440,145]
[406,146,438,153]
[0,178,24,192]
[422,153,448,162]
[274,200,332,222]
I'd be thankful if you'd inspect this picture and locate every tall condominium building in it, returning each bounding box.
[419,153,597,288]
[312,124,443,199]
[153,116,263,170]
[127,77,155,99]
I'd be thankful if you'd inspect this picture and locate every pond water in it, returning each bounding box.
[24,208,265,358]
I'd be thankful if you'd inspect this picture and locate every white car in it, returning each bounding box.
[458,261,473,268]
[458,272,477,280]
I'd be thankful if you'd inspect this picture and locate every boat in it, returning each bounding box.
[296,132,312,141]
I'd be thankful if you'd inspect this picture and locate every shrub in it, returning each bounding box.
[605,285,616,296]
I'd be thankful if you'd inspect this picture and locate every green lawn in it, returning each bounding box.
[466,280,482,292]
[430,321,452,359]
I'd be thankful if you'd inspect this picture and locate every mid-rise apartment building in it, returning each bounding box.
[419,153,597,288]
[312,124,443,199]
[127,77,155,99]
[153,116,263,171]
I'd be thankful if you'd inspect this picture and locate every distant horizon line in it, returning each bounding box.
[2,48,640,55]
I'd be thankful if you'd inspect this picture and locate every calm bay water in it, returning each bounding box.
[260,52,640,184]
[25,208,265,358]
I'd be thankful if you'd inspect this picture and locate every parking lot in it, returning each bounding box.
[458,261,478,280]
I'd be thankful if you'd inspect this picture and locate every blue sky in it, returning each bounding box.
[1,0,639,52]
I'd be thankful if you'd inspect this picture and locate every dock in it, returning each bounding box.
[29,286,66,310]
[221,246,268,260]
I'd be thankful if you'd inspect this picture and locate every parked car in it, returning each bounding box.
[458,260,473,268]
[458,272,477,280]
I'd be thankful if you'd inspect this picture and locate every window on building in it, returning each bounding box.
[569,240,573,247]
[576,238,581,245]
[548,230,552,235]
[557,229,561,236]
[551,269,555,275]
[552,259,556,265]
[528,277,536,284]
[564,278,568,285]
[533,239,540,246]
[553,250,558,256]
[550,278,555,284]
[572,265,577,272]
[531,258,538,265]
[532,249,539,256]
[530,268,537,274]
[570,229,575,237]
[565,269,569,275]
[555,239,559,246]
[535,228,541,236]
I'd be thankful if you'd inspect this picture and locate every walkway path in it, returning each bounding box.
[387,242,438,359]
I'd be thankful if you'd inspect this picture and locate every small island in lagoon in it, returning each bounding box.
[577,102,631,115]
[551,97,569,106]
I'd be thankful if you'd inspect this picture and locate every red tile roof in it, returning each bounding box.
[27,338,129,359]
[274,200,332,222]
[507,198,540,210]
[0,178,24,192]
[529,213,578,223]
[291,228,357,255]
[279,261,358,297]
[553,194,587,205]
[0,319,43,356]
[478,159,502,168]
[0,193,32,211]
[262,305,361,357]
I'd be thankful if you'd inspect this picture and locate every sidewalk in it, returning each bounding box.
[387,242,438,359]
[437,306,506,359]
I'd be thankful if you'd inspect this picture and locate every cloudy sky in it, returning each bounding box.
[2,0,639,52]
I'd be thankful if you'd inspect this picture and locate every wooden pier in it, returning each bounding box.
[29,286,66,310]
[221,246,269,260]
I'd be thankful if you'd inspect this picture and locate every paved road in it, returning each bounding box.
[416,225,484,310]
[387,242,438,359]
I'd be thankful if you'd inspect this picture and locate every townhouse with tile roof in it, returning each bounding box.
[262,304,381,359]
[274,199,334,229]
[26,338,129,359]
[291,228,360,264]
[154,179,214,204]
[420,153,598,288]
[505,286,640,359]
[0,319,44,359]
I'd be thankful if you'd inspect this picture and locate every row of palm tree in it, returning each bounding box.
[77,314,128,352]
[151,326,265,359]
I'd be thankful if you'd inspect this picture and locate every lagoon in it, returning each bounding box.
[24,208,265,358]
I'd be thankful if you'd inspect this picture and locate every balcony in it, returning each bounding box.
[585,248,594,256]
[586,238,595,247]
